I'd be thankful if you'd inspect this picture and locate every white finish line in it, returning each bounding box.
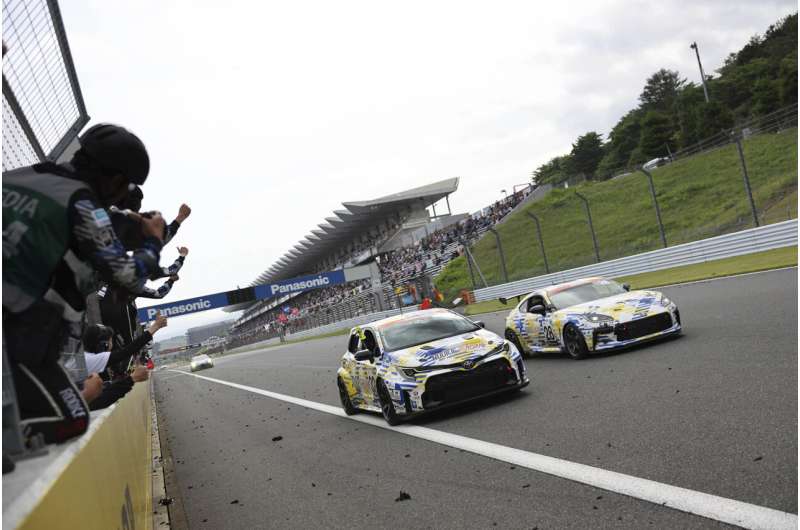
[169,370,796,530]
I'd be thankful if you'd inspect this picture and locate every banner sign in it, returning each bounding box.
[137,270,347,321]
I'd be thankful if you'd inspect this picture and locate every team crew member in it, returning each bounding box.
[2,123,165,444]
[71,314,167,410]
[98,246,188,352]
[66,313,167,376]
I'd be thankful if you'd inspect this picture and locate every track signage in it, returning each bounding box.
[137,270,347,321]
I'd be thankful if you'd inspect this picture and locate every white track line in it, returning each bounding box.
[168,370,796,530]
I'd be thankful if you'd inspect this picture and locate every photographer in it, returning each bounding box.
[3,123,165,444]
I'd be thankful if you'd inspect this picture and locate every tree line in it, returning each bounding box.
[533,13,797,186]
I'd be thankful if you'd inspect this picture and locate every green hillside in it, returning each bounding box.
[435,127,797,300]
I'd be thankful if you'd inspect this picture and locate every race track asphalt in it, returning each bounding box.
[154,268,797,529]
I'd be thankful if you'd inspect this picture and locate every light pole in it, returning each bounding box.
[690,41,710,103]
[501,189,508,200]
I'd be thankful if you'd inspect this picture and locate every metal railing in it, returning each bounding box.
[472,219,797,302]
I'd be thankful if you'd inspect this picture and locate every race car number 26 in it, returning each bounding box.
[543,323,556,343]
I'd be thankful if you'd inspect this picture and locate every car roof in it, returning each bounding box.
[355,308,457,332]
[539,276,606,296]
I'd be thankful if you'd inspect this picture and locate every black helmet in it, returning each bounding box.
[82,324,114,353]
[79,123,149,184]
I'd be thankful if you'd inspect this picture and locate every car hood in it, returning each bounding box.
[557,290,668,323]
[385,328,505,369]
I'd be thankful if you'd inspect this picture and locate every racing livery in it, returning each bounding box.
[337,308,529,425]
[503,277,681,359]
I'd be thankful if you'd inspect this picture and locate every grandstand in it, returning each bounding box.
[227,178,532,348]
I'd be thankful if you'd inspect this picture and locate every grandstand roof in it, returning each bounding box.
[252,177,458,285]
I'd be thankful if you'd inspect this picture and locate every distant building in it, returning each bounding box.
[186,320,235,345]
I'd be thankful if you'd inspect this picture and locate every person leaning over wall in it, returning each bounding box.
[3,123,165,445]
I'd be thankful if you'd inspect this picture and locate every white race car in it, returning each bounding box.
[504,277,681,359]
[337,308,529,425]
[189,354,214,372]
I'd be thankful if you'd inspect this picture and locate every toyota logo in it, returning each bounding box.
[463,359,475,370]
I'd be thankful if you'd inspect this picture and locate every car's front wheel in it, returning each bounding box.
[337,378,358,416]
[563,324,589,360]
[376,379,401,426]
[505,329,528,358]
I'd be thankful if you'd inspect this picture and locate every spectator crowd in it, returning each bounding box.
[229,188,530,347]
[3,123,193,472]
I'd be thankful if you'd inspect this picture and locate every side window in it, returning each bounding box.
[361,330,379,355]
[347,333,360,353]
[526,296,544,313]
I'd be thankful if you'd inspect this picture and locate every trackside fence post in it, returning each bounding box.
[525,212,549,274]
[488,228,509,284]
[734,134,760,227]
[575,191,601,262]
[638,168,668,248]
[463,244,489,288]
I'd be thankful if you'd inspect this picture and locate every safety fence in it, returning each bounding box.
[472,219,798,302]
[2,0,89,170]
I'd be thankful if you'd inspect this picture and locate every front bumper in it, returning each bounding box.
[386,354,529,417]
[590,310,681,352]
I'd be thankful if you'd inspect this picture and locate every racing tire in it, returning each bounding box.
[563,324,589,360]
[376,379,402,426]
[337,378,358,416]
[505,329,528,358]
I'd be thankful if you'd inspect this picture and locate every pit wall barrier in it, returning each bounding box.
[5,382,152,530]
[472,219,798,302]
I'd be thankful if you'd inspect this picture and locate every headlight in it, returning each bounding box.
[660,296,672,307]
[487,342,510,356]
[584,313,614,323]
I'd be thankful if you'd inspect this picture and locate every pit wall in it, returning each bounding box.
[15,382,152,530]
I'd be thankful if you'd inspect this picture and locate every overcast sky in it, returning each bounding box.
[61,0,795,340]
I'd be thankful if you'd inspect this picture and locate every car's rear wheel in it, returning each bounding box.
[563,324,589,360]
[337,378,358,416]
[505,329,528,358]
[376,379,401,426]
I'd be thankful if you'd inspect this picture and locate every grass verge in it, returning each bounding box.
[437,128,797,301]
[463,245,797,315]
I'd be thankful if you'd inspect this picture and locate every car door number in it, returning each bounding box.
[542,323,556,343]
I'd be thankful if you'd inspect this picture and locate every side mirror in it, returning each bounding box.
[354,349,373,362]
[622,283,631,292]
[529,304,546,314]
[473,320,485,328]
[498,297,508,305]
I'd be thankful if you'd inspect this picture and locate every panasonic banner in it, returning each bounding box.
[137,270,348,322]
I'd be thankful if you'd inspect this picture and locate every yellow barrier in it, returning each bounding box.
[17,382,153,530]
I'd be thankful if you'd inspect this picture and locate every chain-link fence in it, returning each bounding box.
[450,106,798,296]
[2,0,89,171]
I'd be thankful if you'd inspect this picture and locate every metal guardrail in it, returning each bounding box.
[472,219,798,302]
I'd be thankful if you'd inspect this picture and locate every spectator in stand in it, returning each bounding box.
[3,123,165,444]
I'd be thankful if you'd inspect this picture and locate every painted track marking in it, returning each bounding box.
[167,369,796,530]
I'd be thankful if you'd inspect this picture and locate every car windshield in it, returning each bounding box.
[379,312,480,351]
[548,280,627,309]
[193,355,210,362]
